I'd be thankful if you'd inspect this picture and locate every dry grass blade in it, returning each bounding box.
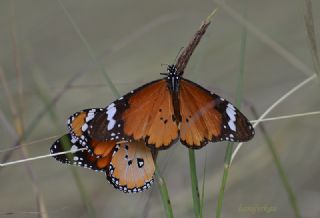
[231,74,317,163]
[250,110,320,123]
[0,67,48,218]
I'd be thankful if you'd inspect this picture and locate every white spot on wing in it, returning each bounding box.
[226,103,236,131]
[85,109,96,122]
[106,103,117,130]
[82,123,88,132]
[228,120,236,131]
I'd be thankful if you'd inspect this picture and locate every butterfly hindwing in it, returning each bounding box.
[179,78,254,148]
[89,79,179,149]
[51,134,155,193]
[107,140,155,193]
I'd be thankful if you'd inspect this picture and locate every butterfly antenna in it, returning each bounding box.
[160,64,169,75]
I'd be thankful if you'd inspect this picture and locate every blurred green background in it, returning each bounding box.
[0,0,319,217]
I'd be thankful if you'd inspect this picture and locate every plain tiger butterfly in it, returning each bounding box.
[50,133,155,193]
[51,19,253,194]
[68,65,254,151]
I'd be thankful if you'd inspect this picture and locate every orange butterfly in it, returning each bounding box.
[51,64,254,193]
[69,65,254,151]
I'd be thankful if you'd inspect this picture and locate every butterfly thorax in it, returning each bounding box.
[165,65,182,123]
[166,65,181,92]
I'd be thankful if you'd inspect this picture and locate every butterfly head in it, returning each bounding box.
[167,64,178,75]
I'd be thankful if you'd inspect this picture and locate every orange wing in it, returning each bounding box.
[50,134,154,193]
[50,134,115,172]
[88,80,179,149]
[122,79,179,149]
[107,140,155,193]
[179,79,254,148]
[67,108,106,153]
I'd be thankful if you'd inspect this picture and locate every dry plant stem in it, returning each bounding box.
[175,8,217,74]
[2,19,48,216]
[251,107,301,218]
[304,0,320,76]
[176,21,210,74]
[231,74,317,163]
[0,109,17,138]
[10,0,24,127]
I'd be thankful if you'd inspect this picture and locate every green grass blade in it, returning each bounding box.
[199,154,207,218]
[304,0,320,76]
[215,142,233,218]
[188,149,201,217]
[215,4,248,217]
[155,165,174,218]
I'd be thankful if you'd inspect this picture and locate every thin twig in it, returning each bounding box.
[175,9,218,74]
[0,148,86,167]
[250,110,320,123]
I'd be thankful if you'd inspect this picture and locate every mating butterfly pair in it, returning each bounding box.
[50,64,254,193]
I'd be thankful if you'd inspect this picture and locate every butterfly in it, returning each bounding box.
[67,64,254,152]
[50,133,155,193]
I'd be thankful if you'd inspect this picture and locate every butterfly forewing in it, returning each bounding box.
[107,140,155,193]
[67,108,106,151]
[179,79,254,148]
[50,134,114,172]
[89,79,179,149]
